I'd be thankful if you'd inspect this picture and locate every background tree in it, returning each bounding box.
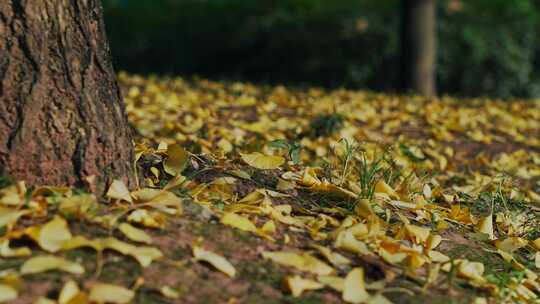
[399,0,437,97]
[0,0,134,192]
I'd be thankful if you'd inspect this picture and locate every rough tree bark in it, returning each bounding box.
[0,0,134,192]
[399,0,437,97]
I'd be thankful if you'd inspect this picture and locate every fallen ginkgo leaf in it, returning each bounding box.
[476,213,495,240]
[192,245,236,278]
[106,179,133,203]
[0,284,17,303]
[457,260,485,283]
[317,275,345,292]
[20,255,84,275]
[283,275,324,297]
[221,212,258,233]
[58,280,86,304]
[343,267,370,303]
[374,180,399,200]
[0,208,28,230]
[0,240,31,257]
[160,286,180,299]
[495,237,528,253]
[241,152,285,170]
[26,216,72,253]
[118,222,153,244]
[89,283,134,304]
[262,251,334,275]
[164,144,189,176]
[311,244,350,266]
[404,224,431,244]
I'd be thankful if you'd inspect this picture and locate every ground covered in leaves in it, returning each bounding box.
[2,73,540,303]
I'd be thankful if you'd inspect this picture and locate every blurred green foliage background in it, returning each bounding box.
[103,0,540,99]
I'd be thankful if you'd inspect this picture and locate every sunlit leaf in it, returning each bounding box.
[20,255,84,275]
[221,212,258,233]
[457,260,485,283]
[343,268,370,303]
[118,223,153,244]
[476,213,495,240]
[164,144,189,176]
[241,152,285,170]
[262,251,333,275]
[88,283,134,304]
[284,275,324,297]
[26,216,72,252]
[160,286,180,299]
[58,280,86,304]
[192,245,236,278]
[0,208,27,229]
[106,180,133,203]
[0,284,17,303]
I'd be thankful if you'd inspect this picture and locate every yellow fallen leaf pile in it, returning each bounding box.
[1,74,540,302]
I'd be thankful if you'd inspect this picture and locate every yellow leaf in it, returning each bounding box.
[317,275,345,292]
[284,275,324,297]
[58,280,86,304]
[129,246,163,267]
[476,214,495,240]
[0,284,17,303]
[118,223,152,244]
[128,209,165,228]
[408,253,428,269]
[495,237,528,253]
[106,180,133,203]
[343,268,370,303]
[221,212,258,233]
[0,240,31,257]
[164,144,189,176]
[277,178,295,191]
[88,283,134,304]
[535,252,540,269]
[0,208,27,229]
[378,247,407,265]
[0,183,25,206]
[311,244,350,266]
[260,220,277,234]
[160,286,180,299]
[404,224,431,244]
[102,237,162,267]
[241,152,285,170]
[27,216,72,252]
[192,245,236,278]
[368,294,393,304]
[59,194,97,217]
[62,236,161,268]
[61,236,103,251]
[262,251,333,275]
[427,250,450,263]
[426,234,442,250]
[229,169,251,180]
[457,260,485,283]
[532,238,540,251]
[237,190,266,204]
[334,230,372,256]
[20,255,84,275]
[374,180,399,199]
[217,138,233,153]
[34,298,56,304]
[354,199,374,219]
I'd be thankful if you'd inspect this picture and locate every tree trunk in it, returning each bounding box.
[0,0,134,192]
[399,0,437,97]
